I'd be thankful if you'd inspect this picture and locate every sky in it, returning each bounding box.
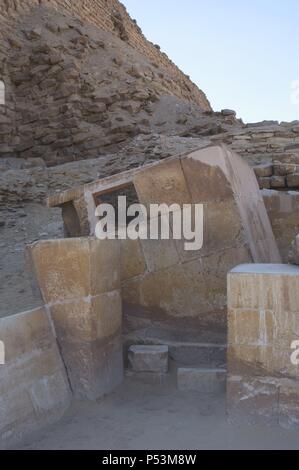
[123,0,299,123]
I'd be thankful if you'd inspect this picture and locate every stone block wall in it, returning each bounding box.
[0,307,71,449]
[121,146,281,331]
[28,237,124,399]
[262,190,299,262]
[254,155,299,190]
[49,146,281,332]
[0,0,210,109]
[227,264,299,428]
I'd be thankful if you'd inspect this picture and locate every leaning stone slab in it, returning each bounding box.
[48,145,281,331]
[177,367,226,393]
[0,307,71,449]
[128,345,169,373]
[28,238,123,400]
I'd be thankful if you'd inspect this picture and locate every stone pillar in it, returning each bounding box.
[28,238,123,400]
[227,263,299,428]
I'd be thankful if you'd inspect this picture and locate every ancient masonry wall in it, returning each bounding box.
[227,264,299,429]
[0,0,211,109]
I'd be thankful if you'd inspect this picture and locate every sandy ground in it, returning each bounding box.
[17,374,299,450]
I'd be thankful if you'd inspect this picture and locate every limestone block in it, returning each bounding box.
[48,145,280,332]
[258,177,271,189]
[28,238,123,400]
[0,307,71,449]
[123,245,251,330]
[228,264,299,377]
[59,334,123,400]
[181,145,280,263]
[270,175,285,188]
[227,264,299,427]
[274,163,297,176]
[128,345,168,373]
[133,158,191,209]
[29,238,121,303]
[287,173,299,188]
[120,238,146,281]
[177,367,226,393]
[253,164,273,177]
[262,190,299,262]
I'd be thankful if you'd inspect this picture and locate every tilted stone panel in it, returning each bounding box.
[122,145,281,331]
[227,263,299,428]
[28,238,124,400]
[0,307,71,449]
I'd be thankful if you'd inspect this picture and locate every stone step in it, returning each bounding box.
[128,345,169,373]
[123,327,227,369]
[177,367,227,394]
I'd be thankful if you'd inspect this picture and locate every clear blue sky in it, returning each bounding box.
[123,0,299,123]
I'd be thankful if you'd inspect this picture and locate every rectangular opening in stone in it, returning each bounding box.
[93,182,140,235]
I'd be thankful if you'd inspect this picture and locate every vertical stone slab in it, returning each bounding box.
[227,263,299,428]
[28,237,123,400]
[0,307,71,449]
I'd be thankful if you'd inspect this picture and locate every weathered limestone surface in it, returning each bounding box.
[227,264,299,428]
[0,307,71,449]
[254,155,299,191]
[128,345,168,373]
[262,190,299,262]
[48,146,281,332]
[28,238,123,400]
[122,145,281,330]
[177,367,226,393]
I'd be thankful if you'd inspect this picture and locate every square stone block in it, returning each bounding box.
[28,238,121,303]
[128,345,169,373]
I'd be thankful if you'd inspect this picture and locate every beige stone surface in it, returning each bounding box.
[29,238,121,303]
[28,238,123,400]
[133,158,191,209]
[120,238,147,281]
[227,264,299,428]
[121,145,281,329]
[0,307,71,449]
[263,190,299,262]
